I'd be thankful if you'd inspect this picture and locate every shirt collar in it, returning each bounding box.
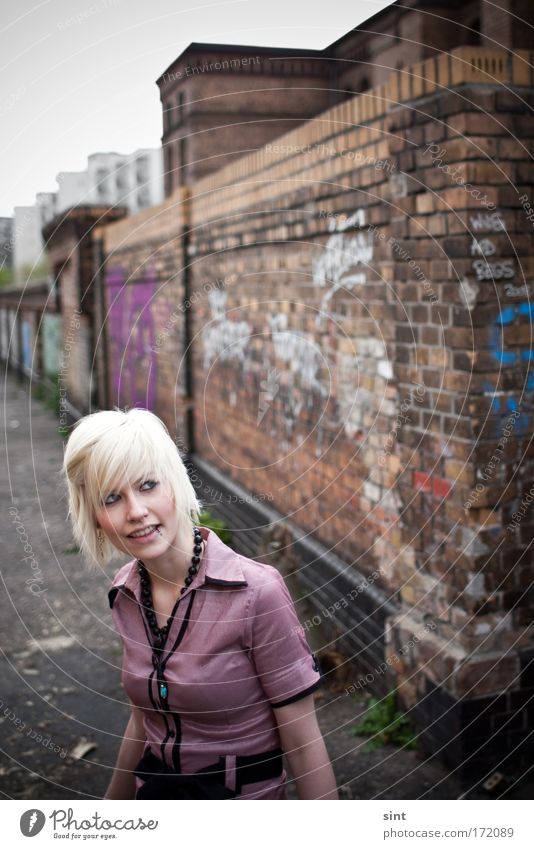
[108,526,248,608]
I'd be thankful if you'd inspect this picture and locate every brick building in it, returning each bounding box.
[42,206,126,415]
[27,0,534,784]
[157,0,534,190]
[157,44,333,191]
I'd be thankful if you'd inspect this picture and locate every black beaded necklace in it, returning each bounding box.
[137,526,203,650]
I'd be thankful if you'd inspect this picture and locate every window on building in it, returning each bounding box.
[136,157,148,184]
[163,101,172,132]
[464,17,481,46]
[176,137,186,187]
[164,144,174,195]
[137,188,150,208]
[95,169,108,201]
[116,170,128,192]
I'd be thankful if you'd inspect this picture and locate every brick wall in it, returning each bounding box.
[94,44,534,779]
[98,189,189,436]
[159,47,332,189]
[186,46,534,776]
[43,208,126,416]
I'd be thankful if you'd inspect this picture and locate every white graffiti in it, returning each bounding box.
[269,313,324,393]
[505,281,534,298]
[313,209,373,324]
[472,259,514,281]
[470,237,496,256]
[460,276,479,311]
[202,289,252,367]
[469,212,506,232]
[335,350,372,438]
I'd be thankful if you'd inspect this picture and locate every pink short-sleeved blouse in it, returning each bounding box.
[108,526,321,799]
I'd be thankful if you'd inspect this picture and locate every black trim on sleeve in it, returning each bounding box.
[270,679,321,709]
[108,587,119,609]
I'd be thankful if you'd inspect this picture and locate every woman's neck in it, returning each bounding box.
[139,526,200,593]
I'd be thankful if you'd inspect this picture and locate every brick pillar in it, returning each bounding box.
[384,57,534,777]
[482,0,534,49]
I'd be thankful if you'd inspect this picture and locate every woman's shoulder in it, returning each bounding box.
[234,551,288,595]
[107,559,138,612]
[204,528,282,591]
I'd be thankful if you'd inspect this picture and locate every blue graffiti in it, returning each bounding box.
[491,302,534,365]
[484,300,534,436]
[495,306,516,325]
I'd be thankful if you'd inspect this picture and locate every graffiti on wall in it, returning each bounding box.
[21,319,32,375]
[200,208,393,445]
[312,209,373,326]
[0,309,8,361]
[42,313,62,376]
[470,210,534,436]
[105,265,158,409]
[202,288,252,369]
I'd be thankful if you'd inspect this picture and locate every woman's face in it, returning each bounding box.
[94,475,181,562]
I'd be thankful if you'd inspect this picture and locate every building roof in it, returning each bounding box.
[156,41,325,86]
[42,205,127,243]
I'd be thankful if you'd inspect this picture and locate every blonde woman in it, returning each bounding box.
[62,408,338,800]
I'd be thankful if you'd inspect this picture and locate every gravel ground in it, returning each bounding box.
[0,371,519,801]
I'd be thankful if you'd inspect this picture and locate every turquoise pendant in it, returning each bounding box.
[159,682,168,700]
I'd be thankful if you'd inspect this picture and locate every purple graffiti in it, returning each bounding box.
[105,264,158,408]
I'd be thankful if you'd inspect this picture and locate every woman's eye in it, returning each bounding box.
[141,480,158,491]
[104,493,119,506]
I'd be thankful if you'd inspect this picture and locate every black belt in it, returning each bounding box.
[134,746,284,799]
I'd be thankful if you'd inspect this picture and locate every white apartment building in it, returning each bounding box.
[36,192,59,227]
[12,206,47,282]
[56,148,163,216]
[12,148,163,282]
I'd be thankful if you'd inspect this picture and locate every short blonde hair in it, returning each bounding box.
[62,408,201,567]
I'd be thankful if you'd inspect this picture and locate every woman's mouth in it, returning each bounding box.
[127,524,161,542]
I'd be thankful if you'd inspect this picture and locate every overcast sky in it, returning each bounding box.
[1,0,392,217]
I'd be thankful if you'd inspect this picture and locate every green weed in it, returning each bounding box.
[198,510,232,545]
[352,688,418,751]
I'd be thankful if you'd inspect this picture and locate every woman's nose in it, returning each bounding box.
[126,494,148,521]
